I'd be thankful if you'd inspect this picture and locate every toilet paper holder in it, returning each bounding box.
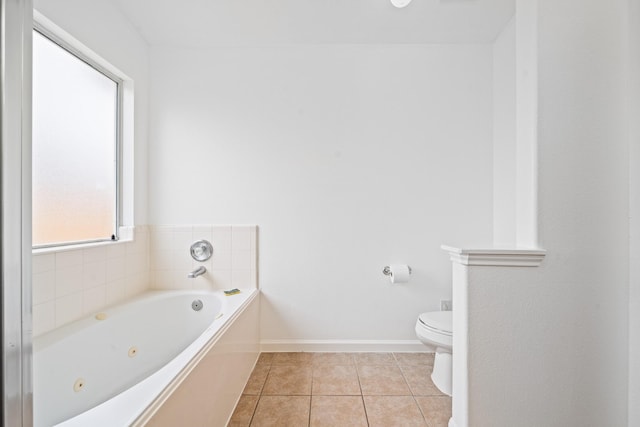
[383,265,412,276]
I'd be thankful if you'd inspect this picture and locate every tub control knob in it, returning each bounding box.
[190,240,213,261]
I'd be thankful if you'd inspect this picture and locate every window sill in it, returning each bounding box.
[32,226,135,255]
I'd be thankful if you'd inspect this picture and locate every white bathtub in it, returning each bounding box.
[33,289,258,427]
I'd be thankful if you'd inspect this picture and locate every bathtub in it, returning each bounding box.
[33,288,258,427]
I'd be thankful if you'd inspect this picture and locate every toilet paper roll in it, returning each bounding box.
[389,264,411,284]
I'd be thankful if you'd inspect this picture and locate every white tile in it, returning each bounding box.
[201,272,217,288]
[192,279,214,291]
[139,252,149,273]
[213,226,232,253]
[174,228,195,252]
[83,285,106,315]
[174,270,195,290]
[211,251,232,270]
[128,227,149,252]
[33,254,55,274]
[232,269,252,288]
[250,226,258,252]
[125,251,147,276]
[127,229,148,254]
[231,226,251,251]
[33,271,55,305]
[55,293,83,327]
[150,229,174,252]
[251,248,257,270]
[105,279,126,306]
[193,225,213,244]
[106,257,126,282]
[56,250,84,268]
[55,267,84,297]
[172,250,194,271]
[83,260,107,289]
[33,301,55,336]
[251,269,259,289]
[150,250,172,271]
[120,275,138,298]
[130,273,148,295]
[83,246,107,264]
[152,271,175,290]
[211,269,232,289]
[106,243,126,259]
[232,251,252,270]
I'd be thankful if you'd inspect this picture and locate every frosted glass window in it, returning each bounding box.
[32,30,119,247]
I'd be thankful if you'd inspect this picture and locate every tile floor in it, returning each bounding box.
[228,352,451,427]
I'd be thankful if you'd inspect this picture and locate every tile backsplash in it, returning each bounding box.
[32,224,258,337]
[149,224,257,292]
[32,226,149,336]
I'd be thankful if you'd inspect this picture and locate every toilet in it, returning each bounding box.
[415,310,453,396]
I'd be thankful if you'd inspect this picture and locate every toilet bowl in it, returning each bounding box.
[415,310,452,396]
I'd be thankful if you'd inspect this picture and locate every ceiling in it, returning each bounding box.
[110,0,515,46]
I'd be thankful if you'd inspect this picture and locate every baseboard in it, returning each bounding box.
[259,339,432,353]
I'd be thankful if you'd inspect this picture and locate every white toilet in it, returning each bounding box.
[415,310,453,396]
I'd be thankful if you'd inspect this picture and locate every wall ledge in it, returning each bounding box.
[442,245,546,267]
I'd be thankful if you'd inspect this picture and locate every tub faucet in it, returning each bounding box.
[188,266,206,278]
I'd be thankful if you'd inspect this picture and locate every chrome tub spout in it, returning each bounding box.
[188,266,206,278]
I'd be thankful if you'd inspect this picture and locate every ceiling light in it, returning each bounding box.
[391,0,412,8]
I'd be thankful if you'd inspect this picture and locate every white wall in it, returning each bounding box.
[458,0,629,425]
[492,17,516,247]
[537,0,629,418]
[148,45,494,344]
[33,0,149,225]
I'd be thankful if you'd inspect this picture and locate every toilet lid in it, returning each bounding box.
[418,311,452,334]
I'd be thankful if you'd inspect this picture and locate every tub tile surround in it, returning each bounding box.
[148,224,258,292]
[32,227,150,336]
[229,352,451,427]
[32,224,258,337]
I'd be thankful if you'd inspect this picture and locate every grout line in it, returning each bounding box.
[413,394,432,427]
[354,360,371,426]
[246,394,259,427]
[361,394,370,427]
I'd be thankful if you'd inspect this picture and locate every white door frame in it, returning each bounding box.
[1,0,33,425]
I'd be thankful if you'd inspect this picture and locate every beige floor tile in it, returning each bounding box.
[364,395,428,427]
[312,352,354,366]
[262,365,312,395]
[400,365,446,396]
[310,396,367,427]
[271,352,314,366]
[243,364,271,395]
[353,352,397,365]
[312,365,361,395]
[251,395,311,427]
[256,352,275,366]
[415,396,452,427]
[358,365,411,395]
[228,395,259,427]
[394,352,435,367]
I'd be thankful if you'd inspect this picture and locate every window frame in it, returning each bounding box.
[32,22,124,249]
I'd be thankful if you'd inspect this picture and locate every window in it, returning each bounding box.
[32,28,121,247]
